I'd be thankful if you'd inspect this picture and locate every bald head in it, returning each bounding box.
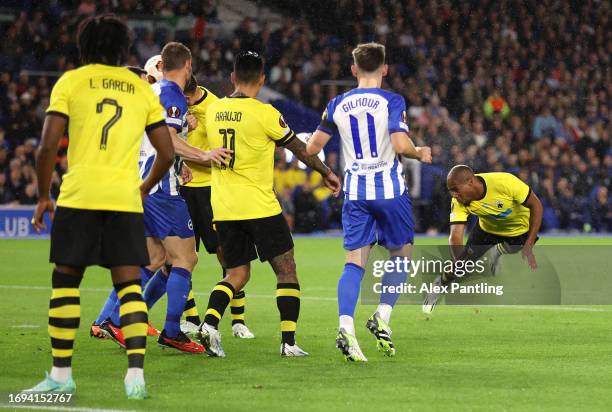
[447,165,474,185]
[447,165,483,205]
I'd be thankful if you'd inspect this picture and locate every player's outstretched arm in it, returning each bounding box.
[521,191,543,270]
[285,137,341,196]
[168,127,230,166]
[448,223,466,261]
[306,129,332,156]
[390,131,432,163]
[142,125,175,196]
[32,114,67,232]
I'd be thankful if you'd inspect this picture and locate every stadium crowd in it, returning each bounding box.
[0,0,609,232]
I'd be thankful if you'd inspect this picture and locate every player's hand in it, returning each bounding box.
[204,147,232,166]
[416,146,432,164]
[323,171,342,197]
[521,245,537,271]
[186,113,198,132]
[181,163,193,184]
[32,197,54,233]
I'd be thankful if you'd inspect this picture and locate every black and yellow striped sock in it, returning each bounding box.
[114,279,148,369]
[49,270,82,367]
[276,283,300,346]
[203,281,234,329]
[230,290,246,325]
[183,287,200,325]
[496,243,511,254]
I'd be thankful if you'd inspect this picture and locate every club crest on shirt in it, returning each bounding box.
[167,106,181,118]
[495,200,504,209]
[279,115,288,128]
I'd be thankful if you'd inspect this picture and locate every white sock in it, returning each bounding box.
[376,304,393,324]
[124,368,144,384]
[50,367,71,384]
[339,315,355,336]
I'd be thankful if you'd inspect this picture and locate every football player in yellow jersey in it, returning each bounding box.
[197,51,341,357]
[26,15,175,399]
[182,75,255,339]
[423,165,543,313]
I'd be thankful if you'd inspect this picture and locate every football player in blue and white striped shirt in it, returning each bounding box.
[307,42,431,362]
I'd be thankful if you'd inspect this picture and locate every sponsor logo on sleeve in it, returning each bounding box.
[279,115,288,128]
[167,106,181,118]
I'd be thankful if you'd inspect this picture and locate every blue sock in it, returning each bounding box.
[338,263,365,317]
[109,267,154,326]
[95,290,118,324]
[143,269,168,310]
[164,267,192,337]
[379,256,408,307]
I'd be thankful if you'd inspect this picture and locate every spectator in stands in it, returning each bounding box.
[0,173,14,204]
[0,0,608,235]
[533,106,563,140]
[588,187,611,232]
[136,30,160,62]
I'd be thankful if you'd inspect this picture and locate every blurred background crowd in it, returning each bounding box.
[0,0,609,233]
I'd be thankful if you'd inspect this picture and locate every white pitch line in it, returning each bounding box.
[0,404,139,412]
[11,324,40,328]
[0,284,609,312]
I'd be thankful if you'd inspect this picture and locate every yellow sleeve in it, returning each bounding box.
[144,87,166,130]
[264,105,295,146]
[504,173,531,204]
[449,198,469,224]
[47,72,72,118]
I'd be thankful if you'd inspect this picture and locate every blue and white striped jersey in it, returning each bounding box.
[139,79,188,196]
[318,88,409,200]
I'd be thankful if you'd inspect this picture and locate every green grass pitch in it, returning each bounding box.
[1,236,611,411]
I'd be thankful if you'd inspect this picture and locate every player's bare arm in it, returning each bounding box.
[448,223,466,261]
[521,190,543,270]
[168,126,230,166]
[140,123,175,196]
[284,137,342,196]
[32,113,66,232]
[390,131,432,163]
[305,129,332,156]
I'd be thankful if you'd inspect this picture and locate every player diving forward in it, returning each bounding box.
[25,15,175,398]
[422,165,543,313]
[197,51,342,357]
[307,42,432,361]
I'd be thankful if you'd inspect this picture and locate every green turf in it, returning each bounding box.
[1,236,612,411]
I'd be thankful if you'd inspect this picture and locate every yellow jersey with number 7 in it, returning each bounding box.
[205,96,295,221]
[47,64,166,213]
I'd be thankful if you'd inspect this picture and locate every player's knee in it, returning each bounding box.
[226,269,249,291]
[185,250,198,271]
[148,252,166,271]
[345,251,363,268]
[55,265,85,277]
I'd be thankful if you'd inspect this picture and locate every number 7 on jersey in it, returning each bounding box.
[96,98,123,150]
